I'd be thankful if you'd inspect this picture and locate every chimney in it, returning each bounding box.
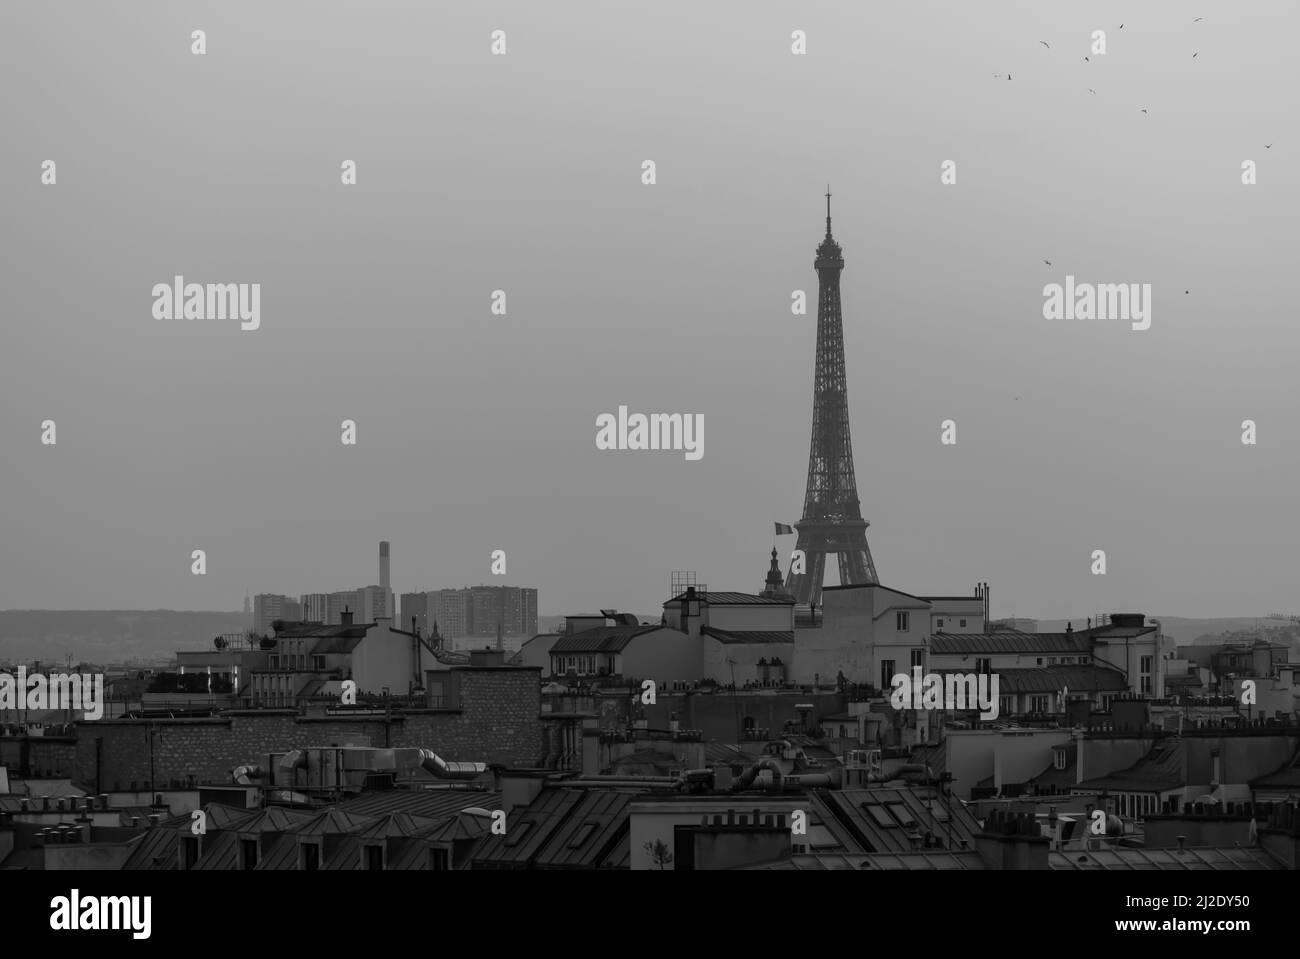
[341,606,354,627]
[379,541,390,590]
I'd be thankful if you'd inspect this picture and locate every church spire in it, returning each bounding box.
[762,547,786,597]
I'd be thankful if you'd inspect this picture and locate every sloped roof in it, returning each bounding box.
[813,786,983,854]
[549,626,656,654]
[234,806,315,834]
[337,789,499,821]
[745,851,985,870]
[120,827,180,870]
[311,635,366,655]
[471,787,638,869]
[701,628,794,645]
[909,742,947,779]
[668,591,794,606]
[276,624,369,639]
[1050,846,1282,870]
[532,789,634,870]
[1251,745,1300,789]
[293,808,376,837]
[935,666,1126,694]
[931,631,1093,655]
[1076,739,1187,792]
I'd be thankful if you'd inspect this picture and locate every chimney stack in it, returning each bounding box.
[341,606,354,627]
[380,541,391,590]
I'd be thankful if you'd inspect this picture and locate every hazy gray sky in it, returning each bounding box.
[2,1,1297,622]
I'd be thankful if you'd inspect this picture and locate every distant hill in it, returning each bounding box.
[0,610,249,666]
[1039,617,1293,645]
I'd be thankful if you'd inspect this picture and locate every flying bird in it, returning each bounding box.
[1044,260,1052,266]
[1192,52,1198,58]
[1194,17,1204,21]
[1265,144,1273,148]
[1040,40,1051,48]
[1089,88,1096,94]
[1084,56,1090,61]
[1185,290,1190,294]
[1119,23,1124,28]
[1141,108,1149,114]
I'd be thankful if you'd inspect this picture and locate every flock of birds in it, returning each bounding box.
[992,17,1264,127]
[1009,18,1273,284]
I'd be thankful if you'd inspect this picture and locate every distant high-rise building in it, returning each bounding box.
[359,585,395,624]
[401,591,429,634]
[301,593,329,623]
[469,585,538,638]
[326,590,361,625]
[431,588,472,639]
[253,594,302,636]
[379,541,391,590]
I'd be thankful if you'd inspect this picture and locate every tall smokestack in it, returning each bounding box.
[380,541,391,590]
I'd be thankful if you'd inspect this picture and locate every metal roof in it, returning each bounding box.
[338,789,500,821]
[1050,845,1282,870]
[549,626,655,654]
[936,665,1127,694]
[1075,739,1187,792]
[533,789,634,870]
[668,591,794,606]
[931,631,1094,655]
[813,785,984,855]
[470,787,638,870]
[746,851,986,870]
[701,627,794,645]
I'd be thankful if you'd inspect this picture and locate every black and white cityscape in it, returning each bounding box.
[0,3,1295,939]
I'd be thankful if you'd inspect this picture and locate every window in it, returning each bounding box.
[429,848,450,871]
[937,618,944,629]
[181,836,199,870]
[910,649,924,669]
[880,660,896,693]
[999,695,1015,716]
[302,843,320,871]
[1036,658,1043,666]
[568,823,598,849]
[504,821,533,847]
[886,802,916,828]
[1054,749,1067,770]
[1140,655,1153,695]
[364,845,384,870]
[896,612,910,632]
[959,619,967,628]
[240,839,258,870]
[313,656,325,670]
[862,803,898,827]
[975,658,991,675]
[1029,695,1048,713]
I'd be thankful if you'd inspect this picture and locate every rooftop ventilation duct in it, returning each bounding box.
[416,748,486,780]
[233,764,263,785]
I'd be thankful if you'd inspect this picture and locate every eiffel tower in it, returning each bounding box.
[785,189,879,607]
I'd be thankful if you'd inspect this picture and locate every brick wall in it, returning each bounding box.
[0,737,78,778]
[74,667,541,790]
